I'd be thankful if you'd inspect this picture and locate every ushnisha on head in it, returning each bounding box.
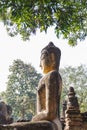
[40,42,61,74]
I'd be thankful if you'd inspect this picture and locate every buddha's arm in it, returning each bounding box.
[57,73,62,118]
[32,71,58,121]
[37,92,41,113]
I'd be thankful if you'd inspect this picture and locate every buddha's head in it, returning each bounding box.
[40,42,61,74]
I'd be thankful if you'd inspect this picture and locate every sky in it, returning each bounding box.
[0,22,87,92]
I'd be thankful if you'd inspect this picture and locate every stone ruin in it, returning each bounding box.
[0,101,13,124]
[61,87,87,130]
[0,42,87,130]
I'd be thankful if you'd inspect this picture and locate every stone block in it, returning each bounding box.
[0,121,55,130]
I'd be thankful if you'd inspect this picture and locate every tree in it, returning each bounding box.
[0,0,87,46]
[2,59,42,120]
[60,65,87,112]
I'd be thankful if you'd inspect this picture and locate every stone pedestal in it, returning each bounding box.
[0,121,56,130]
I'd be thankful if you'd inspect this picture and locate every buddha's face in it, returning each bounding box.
[40,52,56,74]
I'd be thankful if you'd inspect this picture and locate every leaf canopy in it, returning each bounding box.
[0,0,87,45]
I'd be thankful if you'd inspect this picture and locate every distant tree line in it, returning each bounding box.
[0,59,42,121]
[60,65,87,112]
[0,60,87,121]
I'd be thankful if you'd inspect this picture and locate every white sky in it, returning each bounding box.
[0,22,87,92]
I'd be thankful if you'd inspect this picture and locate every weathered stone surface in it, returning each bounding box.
[67,87,79,110]
[64,87,82,130]
[60,100,67,130]
[82,122,87,130]
[62,87,87,130]
[64,126,83,130]
[0,121,54,130]
[0,101,13,124]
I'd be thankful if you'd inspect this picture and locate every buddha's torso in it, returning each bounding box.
[37,70,62,115]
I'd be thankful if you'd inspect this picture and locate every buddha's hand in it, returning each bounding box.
[31,115,38,122]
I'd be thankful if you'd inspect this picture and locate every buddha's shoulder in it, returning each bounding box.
[47,70,59,77]
[39,70,61,83]
[42,70,60,81]
[46,70,62,82]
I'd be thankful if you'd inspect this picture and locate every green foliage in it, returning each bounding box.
[2,59,42,120]
[0,0,87,45]
[60,65,87,112]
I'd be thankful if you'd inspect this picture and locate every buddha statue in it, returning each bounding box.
[32,42,62,130]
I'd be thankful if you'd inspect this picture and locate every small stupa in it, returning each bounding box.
[64,87,82,130]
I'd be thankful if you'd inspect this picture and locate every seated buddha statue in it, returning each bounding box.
[32,42,62,130]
